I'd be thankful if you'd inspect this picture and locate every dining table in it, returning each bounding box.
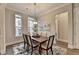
[31,36,48,54]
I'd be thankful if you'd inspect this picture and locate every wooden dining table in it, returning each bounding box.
[31,36,48,54]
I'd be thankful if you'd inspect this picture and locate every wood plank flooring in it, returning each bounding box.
[57,40,79,55]
[5,40,79,55]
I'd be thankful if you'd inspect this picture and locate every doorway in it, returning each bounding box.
[55,12,68,43]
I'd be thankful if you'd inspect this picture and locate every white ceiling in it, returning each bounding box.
[6,3,69,17]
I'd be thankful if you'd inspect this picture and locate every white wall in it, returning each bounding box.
[5,8,28,46]
[38,13,55,37]
[0,7,28,54]
[74,5,79,49]
[38,4,73,48]
[0,6,5,54]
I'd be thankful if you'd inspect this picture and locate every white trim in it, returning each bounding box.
[4,7,6,55]
[68,44,74,49]
[0,6,6,55]
[5,40,24,46]
[0,49,6,54]
[58,39,68,43]
[38,4,71,17]
[5,6,27,15]
[6,4,71,17]
[75,45,79,49]
[69,46,74,49]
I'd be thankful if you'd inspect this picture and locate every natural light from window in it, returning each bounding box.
[28,17,34,36]
[15,14,22,37]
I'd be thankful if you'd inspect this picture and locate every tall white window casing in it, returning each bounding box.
[15,14,22,37]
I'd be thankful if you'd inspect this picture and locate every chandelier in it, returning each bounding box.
[26,3,38,24]
[33,3,38,24]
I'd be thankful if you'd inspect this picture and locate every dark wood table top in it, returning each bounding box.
[31,36,48,43]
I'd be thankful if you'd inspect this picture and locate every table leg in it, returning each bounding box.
[39,43,41,55]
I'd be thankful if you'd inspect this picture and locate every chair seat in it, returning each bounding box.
[40,35,55,55]
[32,42,39,48]
[41,41,51,49]
[41,41,48,49]
[32,39,39,47]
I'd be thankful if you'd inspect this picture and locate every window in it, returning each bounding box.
[28,17,34,36]
[15,14,22,37]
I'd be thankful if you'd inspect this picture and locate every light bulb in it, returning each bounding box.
[34,22,37,24]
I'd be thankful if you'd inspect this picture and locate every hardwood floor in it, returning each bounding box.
[67,49,79,55]
[56,40,79,55]
[5,40,79,55]
[56,41,68,48]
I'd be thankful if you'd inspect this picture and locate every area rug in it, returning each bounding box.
[12,43,67,55]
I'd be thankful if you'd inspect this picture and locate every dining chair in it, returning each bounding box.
[40,35,55,55]
[23,34,28,49]
[26,35,39,55]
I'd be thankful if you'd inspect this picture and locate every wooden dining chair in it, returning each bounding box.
[40,35,55,55]
[23,34,28,49]
[26,35,39,55]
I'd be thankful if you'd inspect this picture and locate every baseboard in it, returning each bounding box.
[0,49,6,55]
[74,45,79,49]
[5,40,24,46]
[58,39,68,43]
[68,44,74,49]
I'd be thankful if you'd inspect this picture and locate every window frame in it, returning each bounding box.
[15,14,22,37]
[28,17,35,36]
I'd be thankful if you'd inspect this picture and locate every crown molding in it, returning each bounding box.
[38,3,71,17]
[5,6,27,15]
[0,3,7,7]
[5,3,71,18]
[5,6,36,18]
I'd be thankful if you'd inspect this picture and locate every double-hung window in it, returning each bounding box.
[28,17,34,36]
[15,14,22,37]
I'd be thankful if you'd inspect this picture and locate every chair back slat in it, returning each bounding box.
[47,35,55,48]
[23,34,33,46]
[23,34,27,43]
[26,35,33,47]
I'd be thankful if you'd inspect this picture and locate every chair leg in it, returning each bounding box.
[31,48,33,55]
[24,42,25,49]
[46,50,48,55]
[51,48,53,55]
[26,44,29,52]
[39,45,41,55]
[39,47,40,54]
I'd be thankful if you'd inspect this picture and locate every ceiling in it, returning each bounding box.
[6,3,69,17]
